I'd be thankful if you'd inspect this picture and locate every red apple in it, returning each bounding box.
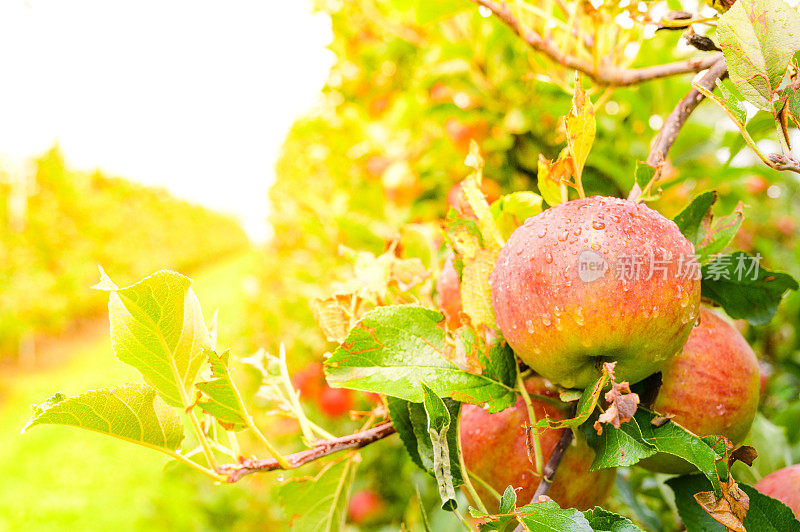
[638,307,760,473]
[460,377,616,510]
[755,465,800,517]
[436,254,462,329]
[490,196,700,388]
[445,117,488,152]
[348,489,384,524]
[318,386,355,417]
[292,362,324,402]
[446,179,501,220]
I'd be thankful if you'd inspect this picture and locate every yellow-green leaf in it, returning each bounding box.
[23,382,184,452]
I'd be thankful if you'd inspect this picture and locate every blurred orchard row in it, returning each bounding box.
[0,147,248,360]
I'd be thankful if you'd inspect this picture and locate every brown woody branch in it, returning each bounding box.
[768,153,800,174]
[219,421,396,482]
[628,56,728,200]
[471,0,721,87]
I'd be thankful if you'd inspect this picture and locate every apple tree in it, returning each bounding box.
[21,0,800,530]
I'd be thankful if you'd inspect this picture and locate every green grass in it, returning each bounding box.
[0,251,265,531]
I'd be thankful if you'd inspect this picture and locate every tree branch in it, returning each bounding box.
[768,153,800,174]
[471,0,721,86]
[218,421,396,482]
[629,56,728,201]
[533,426,573,499]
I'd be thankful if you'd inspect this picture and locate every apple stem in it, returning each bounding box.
[458,428,490,515]
[516,370,544,476]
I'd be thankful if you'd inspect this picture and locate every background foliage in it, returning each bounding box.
[0,146,248,359]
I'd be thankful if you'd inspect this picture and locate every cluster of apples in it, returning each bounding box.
[438,193,799,514]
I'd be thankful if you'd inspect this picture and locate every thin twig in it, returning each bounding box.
[219,421,396,482]
[471,0,721,87]
[513,404,577,532]
[628,56,728,201]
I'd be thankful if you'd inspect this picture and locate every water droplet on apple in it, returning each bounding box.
[541,314,552,326]
[574,306,584,325]
[558,229,569,241]
[592,221,605,230]
[538,227,547,238]
[545,252,553,264]
[525,319,535,333]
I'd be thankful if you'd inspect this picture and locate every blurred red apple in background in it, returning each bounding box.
[348,489,384,524]
[292,362,324,402]
[293,361,355,417]
[318,386,355,418]
[460,377,615,510]
[446,179,501,220]
[445,117,488,152]
[639,307,760,473]
[491,196,700,388]
[755,464,800,518]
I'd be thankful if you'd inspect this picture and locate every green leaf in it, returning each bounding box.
[583,409,723,496]
[740,483,800,531]
[279,456,359,532]
[325,306,516,410]
[701,252,799,325]
[499,485,517,514]
[582,412,657,469]
[583,507,645,531]
[421,382,459,511]
[456,328,517,413]
[614,472,663,532]
[634,161,656,189]
[666,475,726,531]
[23,382,184,452]
[490,191,543,241]
[537,152,570,207]
[672,191,743,263]
[472,486,517,530]
[674,191,717,245]
[717,0,800,111]
[667,474,800,532]
[536,368,609,430]
[717,79,749,124]
[515,500,593,531]
[696,205,743,263]
[195,349,248,431]
[387,395,426,472]
[387,395,463,489]
[94,268,211,408]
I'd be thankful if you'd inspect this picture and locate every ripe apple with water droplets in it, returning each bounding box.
[638,306,760,473]
[490,196,700,388]
[755,464,800,518]
[460,377,615,509]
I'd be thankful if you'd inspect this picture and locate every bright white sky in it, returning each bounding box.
[0,0,334,242]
